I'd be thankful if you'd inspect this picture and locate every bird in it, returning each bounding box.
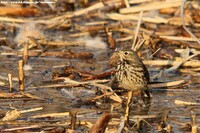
[109,50,151,125]
[109,50,151,99]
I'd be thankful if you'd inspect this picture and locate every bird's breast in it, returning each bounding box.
[115,61,148,90]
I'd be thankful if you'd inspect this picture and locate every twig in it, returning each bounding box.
[91,92,114,101]
[132,11,143,51]
[180,0,200,44]
[90,83,122,103]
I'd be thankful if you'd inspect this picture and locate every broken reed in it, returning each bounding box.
[8,73,12,92]
[124,91,133,125]
[191,112,197,133]
[23,44,28,64]
[18,60,24,91]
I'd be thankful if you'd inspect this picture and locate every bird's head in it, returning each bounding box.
[109,50,142,66]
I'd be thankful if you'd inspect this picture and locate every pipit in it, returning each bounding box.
[109,50,152,125]
[109,50,151,98]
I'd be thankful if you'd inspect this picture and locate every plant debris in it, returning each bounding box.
[0,0,200,132]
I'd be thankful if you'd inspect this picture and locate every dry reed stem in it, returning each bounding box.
[167,124,172,133]
[91,92,114,101]
[0,2,105,24]
[52,2,105,21]
[0,17,30,23]
[1,107,43,121]
[105,13,168,24]
[1,125,40,132]
[104,13,199,27]
[124,91,133,126]
[70,111,77,130]
[118,119,126,133]
[180,0,200,45]
[124,0,130,8]
[175,100,200,106]
[29,83,80,89]
[164,52,200,73]
[30,112,70,118]
[116,36,133,42]
[120,0,182,14]
[191,112,197,133]
[131,114,157,120]
[8,73,12,93]
[68,32,90,37]
[160,36,200,42]
[191,112,196,126]
[0,93,24,98]
[132,11,143,51]
[1,109,21,121]
[115,28,135,35]
[20,92,45,100]
[0,81,5,86]
[0,120,91,126]
[18,60,24,91]
[148,79,187,88]
[1,51,93,59]
[105,27,115,49]
[19,107,43,114]
[143,59,200,67]
[38,40,85,46]
[129,0,153,4]
[90,83,122,103]
[23,44,28,64]
[192,126,198,133]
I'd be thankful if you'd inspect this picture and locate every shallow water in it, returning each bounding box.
[0,48,199,132]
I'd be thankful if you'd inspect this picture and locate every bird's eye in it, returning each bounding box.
[124,52,128,55]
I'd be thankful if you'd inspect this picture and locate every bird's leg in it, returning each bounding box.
[141,91,151,107]
[124,91,133,126]
[138,90,145,108]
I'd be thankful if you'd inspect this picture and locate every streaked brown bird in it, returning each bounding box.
[109,50,151,98]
